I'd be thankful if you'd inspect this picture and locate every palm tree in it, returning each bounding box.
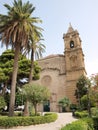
[29,37,45,83]
[0,0,42,116]
[58,97,70,112]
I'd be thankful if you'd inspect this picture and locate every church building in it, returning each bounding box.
[34,24,86,112]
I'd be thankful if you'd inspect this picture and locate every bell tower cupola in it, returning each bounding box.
[63,23,82,53]
[63,24,86,72]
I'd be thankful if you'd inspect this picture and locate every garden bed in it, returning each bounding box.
[0,112,58,128]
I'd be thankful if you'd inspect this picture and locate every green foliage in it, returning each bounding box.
[22,83,50,115]
[61,120,88,130]
[0,113,57,128]
[82,118,94,130]
[60,119,93,130]
[0,68,9,82]
[0,96,6,111]
[75,111,89,118]
[75,75,88,101]
[0,49,41,86]
[58,97,70,111]
[70,103,77,111]
[58,97,70,107]
[18,58,31,79]
[92,117,98,130]
[4,93,10,111]
[42,112,58,123]
[0,50,14,81]
[18,58,41,81]
[33,61,41,80]
[89,90,98,110]
[15,92,24,106]
[91,107,98,117]
[81,95,95,110]
[0,0,43,116]
[22,83,50,102]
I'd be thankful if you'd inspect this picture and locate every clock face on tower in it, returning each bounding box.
[70,41,74,48]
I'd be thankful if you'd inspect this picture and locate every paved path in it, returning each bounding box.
[2,113,77,130]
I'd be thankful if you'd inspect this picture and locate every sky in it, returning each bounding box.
[0,0,98,76]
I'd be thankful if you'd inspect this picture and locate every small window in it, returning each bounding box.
[70,41,74,48]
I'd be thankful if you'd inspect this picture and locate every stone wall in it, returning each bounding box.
[33,54,66,112]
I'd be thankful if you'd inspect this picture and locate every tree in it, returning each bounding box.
[22,83,50,115]
[90,73,98,107]
[0,50,41,91]
[0,0,42,116]
[0,50,14,95]
[0,68,8,88]
[58,97,70,112]
[0,50,41,111]
[75,75,88,106]
[81,95,95,110]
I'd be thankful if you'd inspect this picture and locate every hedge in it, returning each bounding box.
[0,113,58,128]
[60,119,94,130]
[75,111,89,118]
[60,120,88,130]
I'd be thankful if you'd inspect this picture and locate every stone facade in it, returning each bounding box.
[33,25,86,112]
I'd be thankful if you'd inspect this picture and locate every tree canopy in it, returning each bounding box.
[22,83,50,115]
[75,75,88,102]
[0,49,41,91]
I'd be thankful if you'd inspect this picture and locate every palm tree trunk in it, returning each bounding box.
[23,48,34,116]
[9,43,21,116]
[29,48,34,83]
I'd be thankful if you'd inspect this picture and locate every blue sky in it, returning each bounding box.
[0,0,98,76]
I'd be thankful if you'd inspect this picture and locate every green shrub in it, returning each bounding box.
[75,111,89,118]
[0,117,33,128]
[44,112,58,123]
[0,113,58,128]
[81,95,95,110]
[91,107,98,117]
[70,104,77,111]
[92,117,98,130]
[81,118,94,130]
[61,120,88,130]
[61,119,93,130]
[0,96,6,111]
[44,112,53,116]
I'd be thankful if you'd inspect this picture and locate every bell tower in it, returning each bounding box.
[63,24,86,103]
